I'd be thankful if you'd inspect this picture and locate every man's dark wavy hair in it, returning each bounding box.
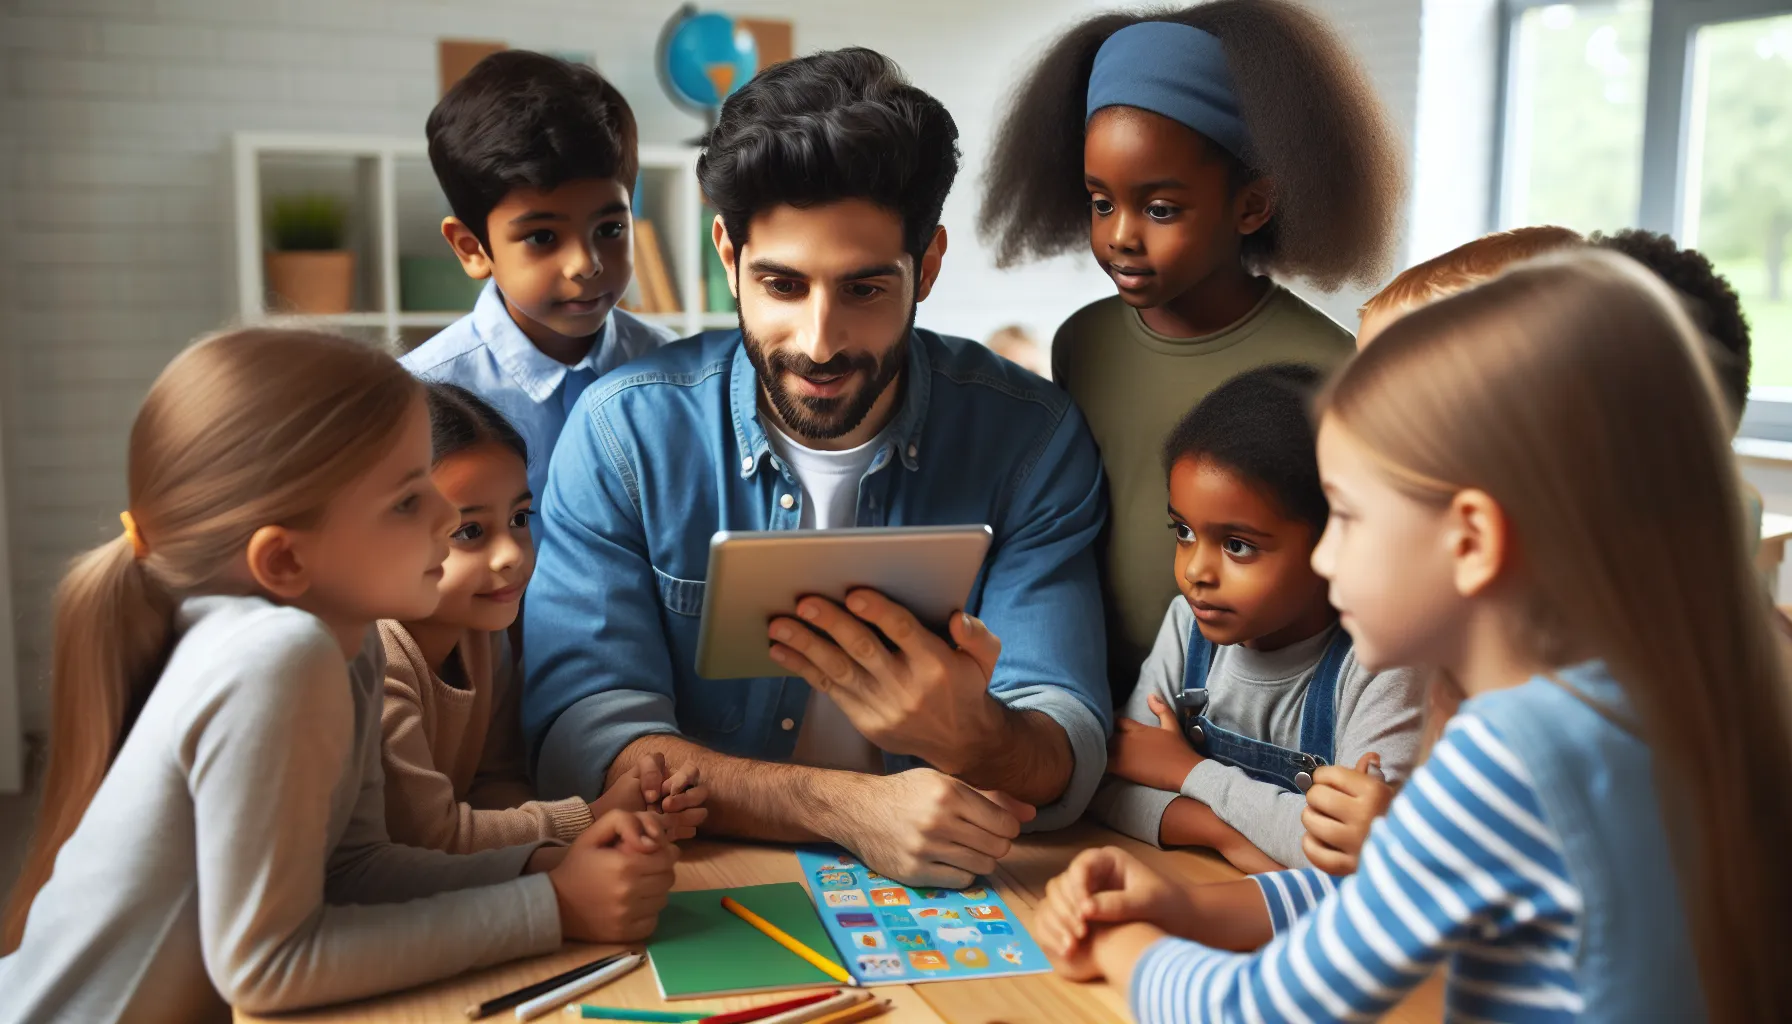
[698,48,961,269]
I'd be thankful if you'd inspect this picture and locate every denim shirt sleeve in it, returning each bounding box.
[522,396,680,800]
[976,399,1112,830]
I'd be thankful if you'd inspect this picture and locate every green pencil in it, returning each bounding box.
[563,1007,712,1022]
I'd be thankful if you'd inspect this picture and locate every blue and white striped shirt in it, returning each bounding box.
[1132,714,1584,1022]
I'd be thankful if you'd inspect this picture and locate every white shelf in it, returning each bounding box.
[230,132,725,345]
[395,311,470,329]
[640,311,738,332]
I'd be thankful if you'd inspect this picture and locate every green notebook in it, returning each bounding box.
[648,883,845,1000]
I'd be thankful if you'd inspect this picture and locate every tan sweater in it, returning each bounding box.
[379,620,593,852]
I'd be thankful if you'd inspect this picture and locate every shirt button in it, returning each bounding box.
[906,443,918,459]
[779,493,795,510]
[741,456,754,472]
[781,718,795,731]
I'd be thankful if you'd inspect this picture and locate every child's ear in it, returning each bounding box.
[1234,178,1275,238]
[441,217,493,280]
[914,226,949,304]
[1445,488,1509,598]
[246,525,312,601]
[711,214,739,299]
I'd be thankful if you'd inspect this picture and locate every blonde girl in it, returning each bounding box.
[0,330,686,1022]
[1033,251,1792,1022]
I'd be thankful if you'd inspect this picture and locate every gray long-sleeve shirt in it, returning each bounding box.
[0,596,562,1024]
[1089,597,1423,867]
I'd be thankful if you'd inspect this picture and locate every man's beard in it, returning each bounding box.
[742,305,914,443]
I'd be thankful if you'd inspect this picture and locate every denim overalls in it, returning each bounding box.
[1171,623,1354,793]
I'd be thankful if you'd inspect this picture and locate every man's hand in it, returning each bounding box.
[768,591,1005,774]
[824,768,1035,888]
[1106,693,1202,792]
[1301,752,1393,876]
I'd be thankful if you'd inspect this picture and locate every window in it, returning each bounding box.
[1682,14,1792,391]
[1497,1,1792,434]
[1500,2,1652,235]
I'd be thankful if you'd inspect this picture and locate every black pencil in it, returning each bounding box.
[463,952,632,1020]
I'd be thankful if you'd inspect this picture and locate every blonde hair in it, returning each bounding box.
[1359,225,1585,324]
[1322,249,1792,1021]
[1,329,421,953]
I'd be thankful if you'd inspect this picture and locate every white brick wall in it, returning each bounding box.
[0,0,1438,756]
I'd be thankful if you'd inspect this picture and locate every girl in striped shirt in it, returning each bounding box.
[1034,249,1792,1022]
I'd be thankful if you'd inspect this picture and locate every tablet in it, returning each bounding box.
[694,525,993,680]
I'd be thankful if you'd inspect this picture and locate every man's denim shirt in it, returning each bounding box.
[522,328,1113,829]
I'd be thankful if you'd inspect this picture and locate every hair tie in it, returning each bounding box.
[119,511,149,560]
[1085,21,1251,162]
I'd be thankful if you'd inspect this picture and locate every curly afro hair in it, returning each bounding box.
[978,0,1406,290]
[1590,229,1752,422]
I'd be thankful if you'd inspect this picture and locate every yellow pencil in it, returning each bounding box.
[719,896,857,987]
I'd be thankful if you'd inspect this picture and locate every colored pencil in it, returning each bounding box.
[732,991,869,1024]
[691,991,837,1024]
[803,999,891,1024]
[719,896,856,986]
[563,1008,713,1021]
[465,953,632,1019]
[515,954,643,1020]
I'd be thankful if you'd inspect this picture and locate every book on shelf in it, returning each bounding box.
[633,218,679,315]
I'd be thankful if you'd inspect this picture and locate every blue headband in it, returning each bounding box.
[1085,21,1250,161]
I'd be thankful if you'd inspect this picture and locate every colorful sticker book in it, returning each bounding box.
[794,846,1051,986]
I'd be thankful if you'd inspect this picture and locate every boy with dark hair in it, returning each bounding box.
[525,48,1113,887]
[403,50,672,505]
[1091,364,1421,872]
[1590,228,1752,428]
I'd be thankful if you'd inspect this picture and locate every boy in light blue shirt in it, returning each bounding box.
[402,51,673,502]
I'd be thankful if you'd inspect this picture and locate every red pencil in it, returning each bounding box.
[693,990,838,1024]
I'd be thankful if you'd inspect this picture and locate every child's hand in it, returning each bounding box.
[548,809,680,943]
[593,755,711,841]
[1301,752,1394,876]
[1039,847,1195,952]
[1106,693,1202,791]
[589,752,661,821]
[655,762,710,842]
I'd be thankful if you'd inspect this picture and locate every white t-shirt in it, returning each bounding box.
[763,419,889,773]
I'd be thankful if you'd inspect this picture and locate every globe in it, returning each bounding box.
[659,7,759,116]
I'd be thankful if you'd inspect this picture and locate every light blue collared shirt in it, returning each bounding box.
[400,280,675,502]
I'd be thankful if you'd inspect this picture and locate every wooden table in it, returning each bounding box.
[236,822,1442,1023]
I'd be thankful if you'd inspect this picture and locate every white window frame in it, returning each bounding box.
[1494,0,1792,440]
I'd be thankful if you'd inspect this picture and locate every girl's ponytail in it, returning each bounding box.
[2,536,175,952]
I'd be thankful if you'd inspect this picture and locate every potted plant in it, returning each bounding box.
[266,195,354,315]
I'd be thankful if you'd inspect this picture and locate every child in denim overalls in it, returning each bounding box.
[1090,365,1422,872]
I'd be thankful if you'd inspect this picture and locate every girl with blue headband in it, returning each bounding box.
[981,1,1405,708]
